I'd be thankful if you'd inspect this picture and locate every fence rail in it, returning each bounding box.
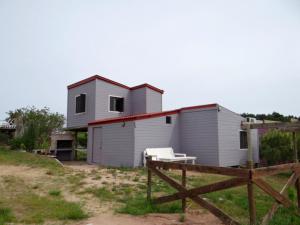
[146,159,300,225]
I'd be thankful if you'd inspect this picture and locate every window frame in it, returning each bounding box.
[108,95,125,113]
[239,130,248,150]
[75,93,87,115]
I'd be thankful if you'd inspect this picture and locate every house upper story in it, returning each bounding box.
[67,75,164,130]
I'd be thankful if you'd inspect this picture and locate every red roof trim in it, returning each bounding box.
[67,75,131,90]
[131,83,164,94]
[88,103,218,126]
[67,75,164,94]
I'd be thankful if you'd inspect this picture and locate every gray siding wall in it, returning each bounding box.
[130,88,147,115]
[180,109,219,166]
[67,81,96,129]
[134,114,180,167]
[217,106,259,166]
[95,79,131,120]
[146,89,162,113]
[87,122,135,167]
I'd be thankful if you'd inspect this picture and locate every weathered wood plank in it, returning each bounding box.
[253,179,292,207]
[252,163,300,178]
[148,160,249,177]
[182,168,186,212]
[153,177,248,204]
[241,121,300,131]
[147,167,152,201]
[247,180,256,225]
[262,172,298,225]
[149,166,241,225]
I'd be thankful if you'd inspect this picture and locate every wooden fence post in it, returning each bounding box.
[293,132,298,163]
[247,169,256,225]
[147,157,152,202]
[182,167,187,212]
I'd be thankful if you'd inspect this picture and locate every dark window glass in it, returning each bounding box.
[166,116,172,124]
[76,94,86,113]
[110,96,124,112]
[240,131,248,149]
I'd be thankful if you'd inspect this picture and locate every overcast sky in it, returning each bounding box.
[0,0,299,119]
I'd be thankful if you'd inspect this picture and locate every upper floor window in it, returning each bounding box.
[240,131,248,149]
[109,96,124,112]
[76,94,86,114]
[166,116,172,124]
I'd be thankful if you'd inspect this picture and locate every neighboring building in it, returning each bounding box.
[67,75,259,167]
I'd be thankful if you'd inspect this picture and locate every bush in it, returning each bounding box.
[260,130,300,165]
[9,137,24,150]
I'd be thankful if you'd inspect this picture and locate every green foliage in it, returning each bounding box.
[77,132,87,148]
[9,137,27,150]
[241,112,299,122]
[0,207,14,225]
[6,106,65,151]
[260,130,300,165]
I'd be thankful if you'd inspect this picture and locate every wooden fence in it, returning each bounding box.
[146,159,300,225]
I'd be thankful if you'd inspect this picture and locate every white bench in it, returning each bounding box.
[143,147,196,166]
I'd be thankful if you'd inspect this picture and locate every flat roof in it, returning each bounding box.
[67,75,164,94]
[88,103,218,126]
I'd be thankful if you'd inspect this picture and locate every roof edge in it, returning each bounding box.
[88,103,218,126]
[67,75,164,94]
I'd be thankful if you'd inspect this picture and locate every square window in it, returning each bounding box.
[240,131,248,149]
[109,96,124,112]
[166,116,172,124]
[75,94,86,113]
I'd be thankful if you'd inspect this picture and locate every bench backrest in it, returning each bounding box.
[144,147,175,159]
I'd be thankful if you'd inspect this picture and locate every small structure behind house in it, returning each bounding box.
[50,131,74,161]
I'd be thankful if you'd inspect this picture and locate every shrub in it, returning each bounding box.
[9,137,24,150]
[260,130,300,165]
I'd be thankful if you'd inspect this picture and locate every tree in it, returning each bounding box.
[241,112,299,122]
[6,107,65,151]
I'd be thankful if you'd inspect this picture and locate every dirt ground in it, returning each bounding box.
[0,162,223,225]
[65,162,223,225]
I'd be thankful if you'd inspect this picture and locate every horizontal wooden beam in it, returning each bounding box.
[252,163,300,178]
[253,179,292,208]
[153,177,248,204]
[148,161,249,177]
[241,121,300,131]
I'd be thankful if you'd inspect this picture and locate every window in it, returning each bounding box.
[240,131,248,149]
[109,96,124,112]
[75,94,86,114]
[166,116,172,124]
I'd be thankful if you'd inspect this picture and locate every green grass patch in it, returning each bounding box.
[17,194,87,223]
[117,195,182,215]
[269,206,300,225]
[0,147,64,174]
[0,175,87,224]
[85,187,115,201]
[0,207,14,225]
[48,189,61,196]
